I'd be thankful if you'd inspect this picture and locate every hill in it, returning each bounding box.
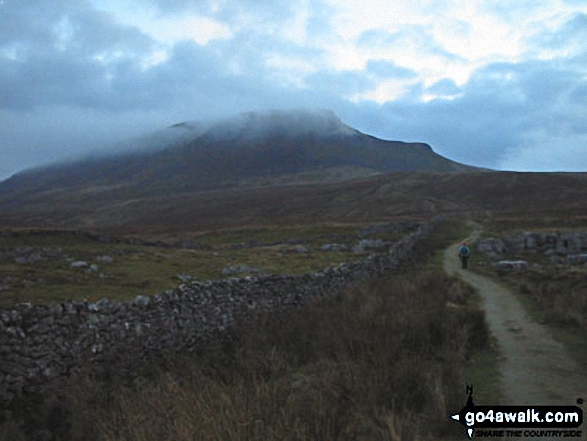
[4,109,585,234]
[1,167,587,233]
[0,109,473,204]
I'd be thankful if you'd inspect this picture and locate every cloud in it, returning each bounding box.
[500,131,587,171]
[356,26,463,62]
[0,0,157,110]
[305,69,375,96]
[425,78,461,96]
[539,12,587,51]
[1,0,587,180]
[346,52,587,170]
[366,60,417,79]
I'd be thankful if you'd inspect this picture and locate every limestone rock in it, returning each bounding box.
[495,260,529,271]
[96,255,114,263]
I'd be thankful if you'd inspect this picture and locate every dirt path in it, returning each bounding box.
[443,228,587,410]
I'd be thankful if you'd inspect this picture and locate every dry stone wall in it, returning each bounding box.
[0,218,443,407]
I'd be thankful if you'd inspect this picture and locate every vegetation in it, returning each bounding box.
[474,218,587,332]
[0,221,490,441]
[1,109,585,440]
[483,216,587,238]
[0,223,412,308]
[473,219,587,371]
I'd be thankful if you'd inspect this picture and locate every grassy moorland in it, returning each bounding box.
[0,220,490,441]
[0,223,413,308]
[2,171,587,234]
[1,167,587,440]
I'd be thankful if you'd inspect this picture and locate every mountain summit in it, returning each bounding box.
[0,109,475,206]
[199,109,358,143]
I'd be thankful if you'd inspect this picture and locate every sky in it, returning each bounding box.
[1,0,587,180]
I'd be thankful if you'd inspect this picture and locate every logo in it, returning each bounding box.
[450,385,584,439]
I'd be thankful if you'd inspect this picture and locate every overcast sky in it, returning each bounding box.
[1,0,587,180]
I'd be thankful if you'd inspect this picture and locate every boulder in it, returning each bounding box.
[494,260,529,271]
[477,238,506,258]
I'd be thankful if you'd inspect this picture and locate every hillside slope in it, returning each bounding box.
[0,109,473,205]
[1,170,587,233]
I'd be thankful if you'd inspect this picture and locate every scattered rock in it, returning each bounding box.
[14,257,30,265]
[321,244,348,251]
[0,220,442,410]
[356,239,388,249]
[563,254,587,265]
[508,326,522,333]
[177,274,194,282]
[95,255,114,263]
[221,265,265,275]
[495,260,529,271]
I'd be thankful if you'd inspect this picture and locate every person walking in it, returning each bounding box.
[458,242,471,269]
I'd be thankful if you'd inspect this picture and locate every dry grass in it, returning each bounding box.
[1,220,488,441]
[516,271,587,330]
[1,269,484,441]
[3,171,587,234]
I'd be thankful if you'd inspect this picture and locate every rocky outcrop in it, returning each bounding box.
[477,231,587,263]
[0,217,444,407]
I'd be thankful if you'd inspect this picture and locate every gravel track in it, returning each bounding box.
[443,228,586,440]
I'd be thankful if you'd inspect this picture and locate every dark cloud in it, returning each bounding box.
[346,55,587,170]
[0,0,332,113]
[0,0,152,54]
[0,0,156,110]
[1,0,587,179]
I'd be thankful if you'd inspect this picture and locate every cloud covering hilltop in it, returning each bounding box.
[1,0,587,178]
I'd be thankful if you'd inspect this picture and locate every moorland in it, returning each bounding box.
[1,110,586,440]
